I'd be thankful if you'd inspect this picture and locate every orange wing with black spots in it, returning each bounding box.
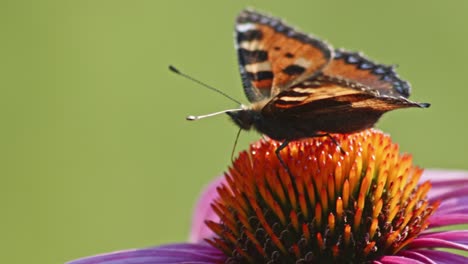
[236,9,333,103]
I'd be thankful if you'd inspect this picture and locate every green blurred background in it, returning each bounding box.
[1,0,467,263]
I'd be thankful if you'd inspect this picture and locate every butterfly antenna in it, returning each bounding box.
[168,65,242,105]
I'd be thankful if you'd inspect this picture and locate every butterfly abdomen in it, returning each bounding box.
[245,109,382,141]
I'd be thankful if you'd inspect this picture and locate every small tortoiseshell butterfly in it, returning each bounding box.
[175,9,429,165]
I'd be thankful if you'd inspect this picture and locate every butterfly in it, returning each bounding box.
[173,9,429,167]
[226,10,429,160]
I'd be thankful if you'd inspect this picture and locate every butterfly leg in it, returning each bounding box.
[324,134,346,155]
[275,140,292,176]
[306,133,346,154]
[230,128,243,162]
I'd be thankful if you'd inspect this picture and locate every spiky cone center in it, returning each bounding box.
[206,129,439,264]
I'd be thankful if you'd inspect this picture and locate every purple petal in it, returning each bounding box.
[435,204,468,215]
[376,255,425,264]
[404,249,468,264]
[435,199,468,215]
[418,230,468,245]
[427,214,468,228]
[67,243,225,264]
[421,170,468,200]
[395,250,437,264]
[429,185,468,204]
[408,237,468,251]
[421,169,468,183]
[189,177,225,243]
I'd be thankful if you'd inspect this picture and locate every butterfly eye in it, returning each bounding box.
[227,111,255,130]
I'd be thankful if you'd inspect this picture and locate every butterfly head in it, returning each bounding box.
[227,106,259,130]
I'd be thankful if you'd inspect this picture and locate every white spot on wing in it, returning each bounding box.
[278,96,308,102]
[236,23,257,32]
[292,87,316,94]
[245,61,272,72]
[239,40,262,51]
[294,57,312,68]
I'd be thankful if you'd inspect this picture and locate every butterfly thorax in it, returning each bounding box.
[227,100,313,141]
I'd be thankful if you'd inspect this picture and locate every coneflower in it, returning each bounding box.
[68,129,468,264]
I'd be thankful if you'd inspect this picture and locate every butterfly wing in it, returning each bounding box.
[261,75,427,135]
[236,9,333,103]
[323,49,411,98]
[267,75,424,114]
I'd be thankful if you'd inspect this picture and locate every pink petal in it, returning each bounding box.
[406,249,468,264]
[421,169,468,183]
[67,243,224,264]
[189,176,225,243]
[429,185,468,204]
[419,230,468,245]
[427,214,468,228]
[435,199,468,214]
[408,237,468,251]
[396,250,437,264]
[376,255,425,264]
[421,170,468,200]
